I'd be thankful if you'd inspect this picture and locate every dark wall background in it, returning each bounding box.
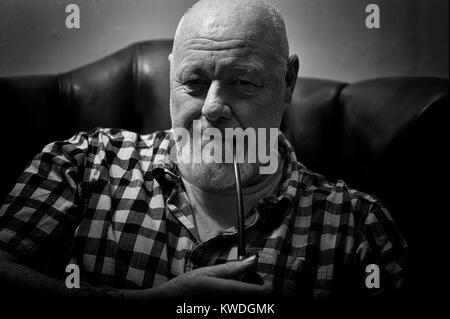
[0,0,448,82]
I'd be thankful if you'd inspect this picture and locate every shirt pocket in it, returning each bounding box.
[247,247,306,297]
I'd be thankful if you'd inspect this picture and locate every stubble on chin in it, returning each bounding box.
[173,118,262,191]
[177,161,258,191]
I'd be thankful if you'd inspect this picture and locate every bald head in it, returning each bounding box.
[173,0,289,67]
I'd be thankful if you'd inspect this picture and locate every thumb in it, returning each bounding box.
[206,255,257,279]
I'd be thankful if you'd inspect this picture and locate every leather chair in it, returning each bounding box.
[0,39,448,300]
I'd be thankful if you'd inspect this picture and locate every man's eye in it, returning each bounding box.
[184,79,210,95]
[231,79,260,96]
[186,79,209,85]
[234,80,256,87]
[185,79,210,87]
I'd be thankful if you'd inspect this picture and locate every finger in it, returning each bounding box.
[203,277,273,297]
[204,255,257,279]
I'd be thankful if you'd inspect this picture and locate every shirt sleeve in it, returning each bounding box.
[0,132,89,275]
[355,201,409,298]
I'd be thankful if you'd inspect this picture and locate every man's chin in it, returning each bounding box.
[178,162,257,192]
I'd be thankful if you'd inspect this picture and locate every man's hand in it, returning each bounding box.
[1,248,271,301]
[135,255,273,300]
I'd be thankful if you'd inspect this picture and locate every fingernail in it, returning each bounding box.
[242,255,257,263]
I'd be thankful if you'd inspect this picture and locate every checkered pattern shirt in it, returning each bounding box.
[0,128,408,299]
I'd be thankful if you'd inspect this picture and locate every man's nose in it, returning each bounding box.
[202,81,232,122]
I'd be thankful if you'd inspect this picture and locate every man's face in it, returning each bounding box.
[168,6,295,190]
[169,37,287,134]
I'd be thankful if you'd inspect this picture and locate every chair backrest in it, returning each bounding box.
[0,39,448,252]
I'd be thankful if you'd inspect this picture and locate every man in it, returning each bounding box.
[0,0,407,302]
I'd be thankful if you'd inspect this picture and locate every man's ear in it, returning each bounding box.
[284,54,299,104]
[168,53,173,64]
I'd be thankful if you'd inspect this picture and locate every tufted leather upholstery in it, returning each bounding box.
[0,39,448,298]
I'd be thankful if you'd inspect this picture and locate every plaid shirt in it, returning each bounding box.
[0,128,408,299]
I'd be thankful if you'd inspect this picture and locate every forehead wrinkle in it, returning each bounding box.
[181,37,258,50]
[216,56,265,75]
[182,46,256,57]
[174,41,260,70]
[176,48,265,76]
[174,36,259,63]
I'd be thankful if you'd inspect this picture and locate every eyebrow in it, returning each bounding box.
[177,64,212,79]
[230,65,264,74]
